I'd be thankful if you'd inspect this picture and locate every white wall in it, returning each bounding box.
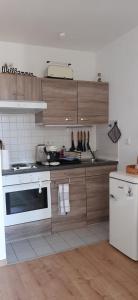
[0,41,96,79]
[96,124,118,161]
[0,153,6,261]
[96,26,138,169]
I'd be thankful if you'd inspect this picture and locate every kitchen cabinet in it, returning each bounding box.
[0,73,42,101]
[86,165,117,224]
[17,75,42,101]
[0,73,16,100]
[50,168,86,232]
[78,81,109,124]
[35,78,78,125]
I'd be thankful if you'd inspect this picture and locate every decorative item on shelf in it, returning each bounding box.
[1,63,34,76]
[108,121,121,143]
[45,60,74,80]
[97,72,102,82]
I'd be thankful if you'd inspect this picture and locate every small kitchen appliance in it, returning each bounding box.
[36,144,46,163]
[44,145,60,165]
[46,61,73,80]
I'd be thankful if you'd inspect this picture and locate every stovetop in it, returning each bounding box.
[11,163,37,171]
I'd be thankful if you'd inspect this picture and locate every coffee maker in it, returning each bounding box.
[44,145,60,165]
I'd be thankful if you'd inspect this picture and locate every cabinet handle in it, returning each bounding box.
[65,117,72,121]
[80,117,88,121]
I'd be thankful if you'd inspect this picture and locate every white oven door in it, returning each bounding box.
[3,181,51,226]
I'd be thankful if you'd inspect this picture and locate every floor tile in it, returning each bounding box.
[29,236,55,256]
[6,243,18,264]
[59,230,85,248]
[6,222,109,264]
[87,222,108,234]
[45,233,70,252]
[74,227,94,238]
[12,239,37,261]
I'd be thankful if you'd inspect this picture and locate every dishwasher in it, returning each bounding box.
[109,171,138,260]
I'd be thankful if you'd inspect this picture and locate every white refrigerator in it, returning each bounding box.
[0,152,6,263]
[109,171,138,261]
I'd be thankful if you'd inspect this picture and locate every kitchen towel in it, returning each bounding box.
[1,150,10,170]
[58,183,70,215]
[108,121,121,143]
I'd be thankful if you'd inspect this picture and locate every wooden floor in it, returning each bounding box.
[0,241,138,300]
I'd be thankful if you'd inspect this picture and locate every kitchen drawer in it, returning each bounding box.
[50,167,85,180]
[51,176,85,188]
[86,165,117,177]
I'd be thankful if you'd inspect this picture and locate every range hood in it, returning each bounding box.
[0,100,47,114]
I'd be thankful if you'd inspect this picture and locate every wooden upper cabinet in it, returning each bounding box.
[17,75,42,101]
[78,81,109,125]
[36,78,78,125]
[0,74,16,100]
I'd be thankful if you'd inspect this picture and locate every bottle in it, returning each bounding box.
[60,146,66,158]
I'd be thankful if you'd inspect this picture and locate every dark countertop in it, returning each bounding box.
[2,159,118,176]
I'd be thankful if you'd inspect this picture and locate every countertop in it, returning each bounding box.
[2,159,118,176]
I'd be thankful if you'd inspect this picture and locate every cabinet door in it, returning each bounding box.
[78,81,109,125]
[17,76,42,101]
[39,78,77,125]
[86,174,109,224]
[51,176,86,232]
[0,74,16,100]
[86,165,117,224]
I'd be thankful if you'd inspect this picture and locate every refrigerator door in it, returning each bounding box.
[109,177,138,260]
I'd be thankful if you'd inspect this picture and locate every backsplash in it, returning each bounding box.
[0,114,96,164]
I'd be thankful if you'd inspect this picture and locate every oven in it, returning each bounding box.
[2,172,51,226]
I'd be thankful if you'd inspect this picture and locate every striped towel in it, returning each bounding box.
[58,184,70,215]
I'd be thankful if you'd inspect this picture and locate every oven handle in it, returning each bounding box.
[3,180,51,192]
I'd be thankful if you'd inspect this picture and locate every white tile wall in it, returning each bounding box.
[96,124,118,160]
[0,114,96,164]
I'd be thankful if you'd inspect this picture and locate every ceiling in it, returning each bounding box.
[1,0,138,51]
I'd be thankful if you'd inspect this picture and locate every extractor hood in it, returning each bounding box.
[0,100,47,114]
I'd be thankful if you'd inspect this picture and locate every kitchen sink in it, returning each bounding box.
[81,158,108,165]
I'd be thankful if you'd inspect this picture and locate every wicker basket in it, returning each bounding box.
[126,165,138,175]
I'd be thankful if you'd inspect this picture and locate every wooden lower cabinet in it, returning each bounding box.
[86,165,117,224]
[51,168,86,232]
